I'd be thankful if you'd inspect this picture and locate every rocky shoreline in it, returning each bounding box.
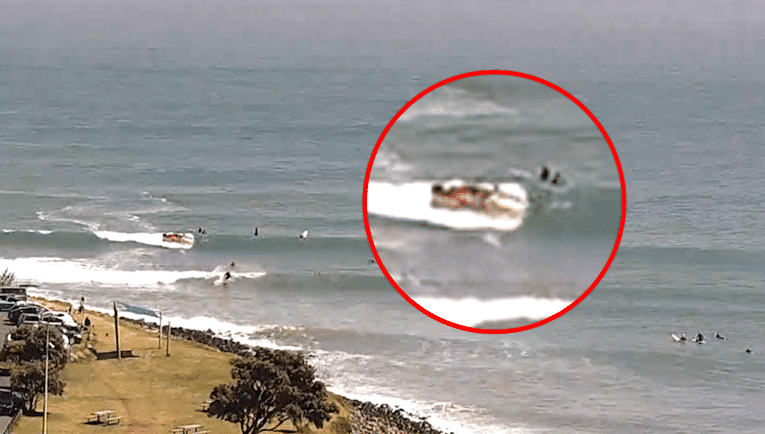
[115,317,453,434]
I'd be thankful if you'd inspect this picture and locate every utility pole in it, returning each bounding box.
[166,321,171,357]
[158,312,162,349]
[113,302,121,359]
[42,322,50,434]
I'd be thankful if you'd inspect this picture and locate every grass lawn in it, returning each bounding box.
[12,298,353,434]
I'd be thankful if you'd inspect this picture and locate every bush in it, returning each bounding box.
[0,326,68,369]
[10,361,66,414]
[206,348,338,434]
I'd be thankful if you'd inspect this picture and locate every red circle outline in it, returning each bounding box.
[363,70,627,334]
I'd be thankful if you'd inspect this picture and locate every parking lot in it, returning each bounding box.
[0,312,17,432]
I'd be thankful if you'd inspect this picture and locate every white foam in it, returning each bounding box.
[398,88,520,123]
[325,383,532,434]
[367,181,527,231]
[35,294,303,353]
[412,296,573,327]
[2,229,52,234]
[0,256,264,287]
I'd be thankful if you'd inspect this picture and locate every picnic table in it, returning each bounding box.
[87,410,122,425]
[173,424,208,434]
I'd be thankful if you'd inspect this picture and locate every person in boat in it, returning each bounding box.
[551,172,561,185]
[540,166,550,182]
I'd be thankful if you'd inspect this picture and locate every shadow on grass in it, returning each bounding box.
[93,350,138,360]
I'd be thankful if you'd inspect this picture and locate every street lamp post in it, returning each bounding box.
[42,322,50,434]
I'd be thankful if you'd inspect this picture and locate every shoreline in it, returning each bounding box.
[27,296,454,434]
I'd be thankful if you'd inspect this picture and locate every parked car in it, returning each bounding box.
[0,301,16,312]
[10,304,46,325]
[18,313,43,327]
[40,316,64,326]
[0,388,22,415]
[0,294,18,303]
[41,311,79,328]
[64,326,83,344]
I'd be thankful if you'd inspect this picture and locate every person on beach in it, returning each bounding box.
[84,316,91,329]
[78,297,85,314]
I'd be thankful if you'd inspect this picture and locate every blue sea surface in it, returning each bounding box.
[1,0,765,433]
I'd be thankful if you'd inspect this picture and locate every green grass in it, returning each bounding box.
[13,299,353,434]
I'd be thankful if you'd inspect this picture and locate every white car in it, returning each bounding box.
[41,311,79,328]
[17,313,42,327]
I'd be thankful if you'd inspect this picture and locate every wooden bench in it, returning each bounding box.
[87,410,115,424]
[105,416,122,425]
[174,424,205,434]
[199,401,211,411]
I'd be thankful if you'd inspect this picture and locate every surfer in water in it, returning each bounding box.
[222,271,232,286]
[551,172,561,185]
[694,332,705,343]
[716,332,727,340]
[539,166,563,186]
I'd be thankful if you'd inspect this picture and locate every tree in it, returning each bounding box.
[0,268,14,286]
[0,325,68,415]
[206,349,338,434]
[10,361,66,414]
[0,326,68,369]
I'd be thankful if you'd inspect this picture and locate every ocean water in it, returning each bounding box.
[2,0,765,433]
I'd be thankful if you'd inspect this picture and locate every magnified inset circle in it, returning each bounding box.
[363,70,626,334]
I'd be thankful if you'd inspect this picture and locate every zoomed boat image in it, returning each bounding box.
[431,180,528,218]
[161,232,195,246]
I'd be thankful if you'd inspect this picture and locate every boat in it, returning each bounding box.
[430,180,528,218]
[162,232,194,246]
